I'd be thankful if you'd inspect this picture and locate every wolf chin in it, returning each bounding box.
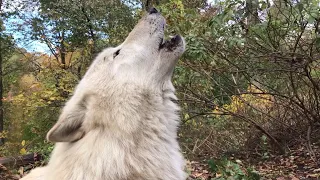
[21,8,186,180]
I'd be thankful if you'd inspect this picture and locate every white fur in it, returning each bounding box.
[21,11,186,180]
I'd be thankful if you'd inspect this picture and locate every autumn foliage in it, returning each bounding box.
[1,0,320,179]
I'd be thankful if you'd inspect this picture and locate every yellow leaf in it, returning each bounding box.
[215,173,222,177]
[21,140,25,146]
[18,167,24,176]
[20,148,27,155]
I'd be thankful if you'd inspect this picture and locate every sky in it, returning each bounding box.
[4,18,51,53]
[4,0,216,54]
[3,0,51,53]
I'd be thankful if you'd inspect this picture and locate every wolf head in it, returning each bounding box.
[85,7,185,88]
[46,8,185,142]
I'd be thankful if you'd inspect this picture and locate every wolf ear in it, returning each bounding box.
[46,96,88,142]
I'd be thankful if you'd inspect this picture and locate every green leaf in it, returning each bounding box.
[208,159,218,173]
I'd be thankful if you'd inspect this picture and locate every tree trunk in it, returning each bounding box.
[81,7,97,55]
[0,36,3,146]
[0,0,4,146]
[0,153,42,168]
[60,31,66,69]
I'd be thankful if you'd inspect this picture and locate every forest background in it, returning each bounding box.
[0,0,319,179]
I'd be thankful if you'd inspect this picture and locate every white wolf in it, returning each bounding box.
[21,8,186,180]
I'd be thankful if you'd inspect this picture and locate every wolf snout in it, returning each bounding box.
[149,7,159,14]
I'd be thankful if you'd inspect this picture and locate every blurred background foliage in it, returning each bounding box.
[0,0,320,179]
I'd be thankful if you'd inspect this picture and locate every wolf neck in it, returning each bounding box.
[87,83,180,141]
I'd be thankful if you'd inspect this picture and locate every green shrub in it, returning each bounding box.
[208,158,260,180]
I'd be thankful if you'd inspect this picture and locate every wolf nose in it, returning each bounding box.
[149,7,158,14]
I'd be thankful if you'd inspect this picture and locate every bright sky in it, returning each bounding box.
[4,24,51,54]
[4,0,217,54]
[3,0,51,53]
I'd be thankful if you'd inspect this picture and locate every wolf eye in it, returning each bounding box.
[113,49,121,58]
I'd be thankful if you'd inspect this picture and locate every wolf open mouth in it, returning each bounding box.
[160,35,182,51]
[159,35,183,51]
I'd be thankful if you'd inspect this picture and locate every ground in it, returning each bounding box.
[1,144,319,180]
[186,144,320,180]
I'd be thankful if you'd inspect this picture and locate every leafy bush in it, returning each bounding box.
[208,158,260,180]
